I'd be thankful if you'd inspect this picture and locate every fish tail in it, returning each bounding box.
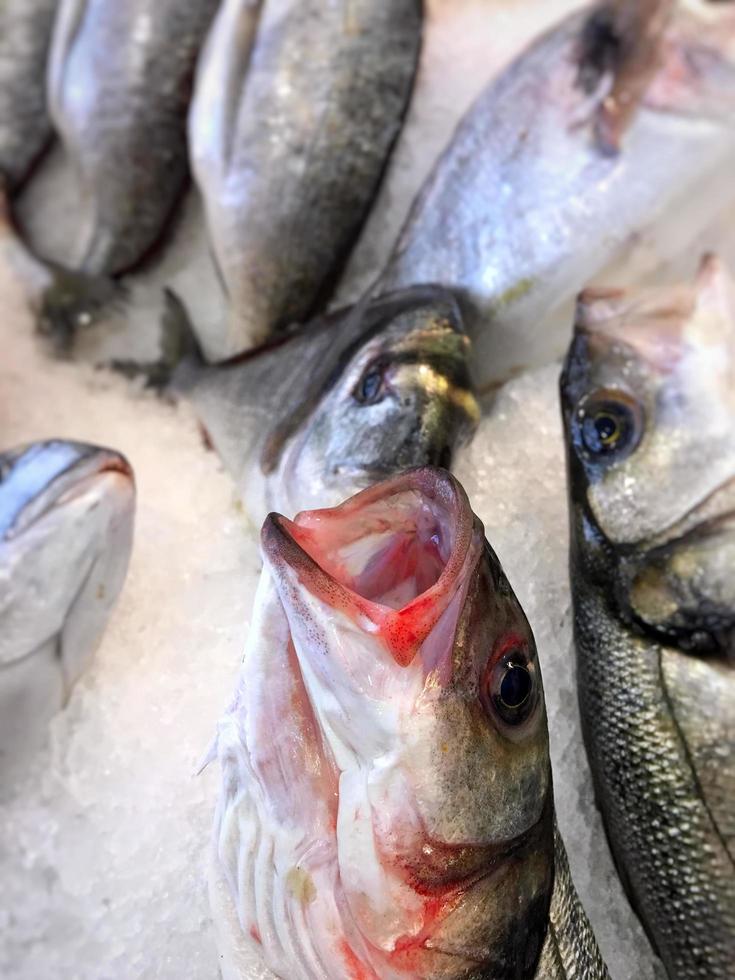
[110,288,205,391]
[36,265,127,355]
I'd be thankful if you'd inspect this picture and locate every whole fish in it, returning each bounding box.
[0,440,135,788]
[173,286,480,526]
[560,255,735,977]
[208,467,609,979]
[379,0,735,390]
[189,0,422,356]
[0,0,59,193]
[38,0,220,347]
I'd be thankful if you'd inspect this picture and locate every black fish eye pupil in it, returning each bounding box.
[499,663,532,709]
[594,413,618,443]
[359,368,382,403]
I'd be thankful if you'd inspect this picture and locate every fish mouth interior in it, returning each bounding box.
[277,468,473,612]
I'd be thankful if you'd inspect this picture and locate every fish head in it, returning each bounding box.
[277,288,480,514]
[561,255,735,652]
[262,467,553,977]
[0,440,136,681]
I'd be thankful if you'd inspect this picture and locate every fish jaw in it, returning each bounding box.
[262,467,482,674]
[0,441,135,780]
[214,468,554,978]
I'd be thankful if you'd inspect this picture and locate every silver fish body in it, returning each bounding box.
[561,256,735,977]
[174,286,480,526]
[189,0,422,355]
[47,0,219,276]
[0,0,59,190]
[380,1,735,390]
[209,467,608,979]
[0,440,135,789]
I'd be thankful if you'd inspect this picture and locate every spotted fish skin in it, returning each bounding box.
[561,257,735,978]
[208,468,608,979]
[0,0,59,190]
[189,0,423,355]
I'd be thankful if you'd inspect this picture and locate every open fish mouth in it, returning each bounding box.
[262,467,482,667]
[2,442,134,541]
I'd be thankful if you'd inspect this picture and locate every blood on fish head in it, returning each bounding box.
[562,256,735,653]
[261,467,553,978]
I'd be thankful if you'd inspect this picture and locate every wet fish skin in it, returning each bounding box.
[174,286,480,526]
[561,256,735,977]
[48,0,219,275]
[0,0,59,191]
[209,467,609,979]
[379,0,735,390]
[0,440,135,789]
[36,0,219,349]
[189,0,422,355]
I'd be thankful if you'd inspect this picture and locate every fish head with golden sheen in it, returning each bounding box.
[260,467,553,979]
[276,291,480,515]
[561,254,735,654]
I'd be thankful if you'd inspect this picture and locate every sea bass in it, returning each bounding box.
[380,0,735,390]
[174,287,479,527]
[38,0,220,346]
[208,467,609,980]
[0,440,135,789]
[561,256,735,977]
[189,0,422,357]
[0,0,59,193]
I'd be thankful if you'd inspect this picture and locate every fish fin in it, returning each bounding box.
[47,0,89,124]
[577,0,675,155]
[108,288,205,390]
[194,736,218,777]
[36,265,127,355]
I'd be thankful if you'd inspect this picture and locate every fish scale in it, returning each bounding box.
[572,570,735,977]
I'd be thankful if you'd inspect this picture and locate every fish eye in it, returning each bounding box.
[576,390,642,460]
[482,648,538,728]
[354,362,386,405]
[499,663,532,709]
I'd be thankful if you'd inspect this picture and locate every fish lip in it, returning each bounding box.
[261,466,481,663]
[3,442,135,542]
[639,474,735,553]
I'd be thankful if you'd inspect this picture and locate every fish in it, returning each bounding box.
[172,286,480,527]
[560,255,735,978]
[37,0,220,348]
[208,467,609,979]
[188,0,422,357]
[0,0,59,194]
[379,0,735,391]
[0,440,135,789]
